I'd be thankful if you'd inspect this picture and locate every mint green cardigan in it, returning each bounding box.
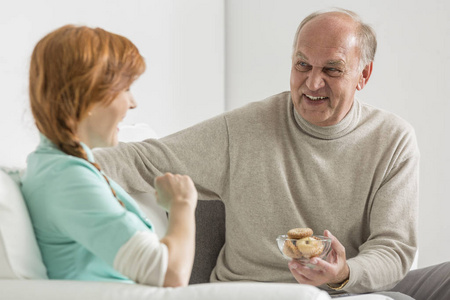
[21,135,153,282]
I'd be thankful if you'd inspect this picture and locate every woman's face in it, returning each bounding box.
[77,89,137,148]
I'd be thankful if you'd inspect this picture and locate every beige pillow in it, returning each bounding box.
[0,168,47,279]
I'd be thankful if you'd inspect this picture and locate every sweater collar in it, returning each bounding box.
[292,96,361,140]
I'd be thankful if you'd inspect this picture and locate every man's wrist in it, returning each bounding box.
[326,277,349,291]
[327,263,350,290]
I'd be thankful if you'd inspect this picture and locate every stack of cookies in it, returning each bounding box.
[282,228,324,259]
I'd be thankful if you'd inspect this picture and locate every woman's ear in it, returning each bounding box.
[357,62,373,91]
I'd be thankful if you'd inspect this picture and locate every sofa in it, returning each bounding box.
[0,124,395,300]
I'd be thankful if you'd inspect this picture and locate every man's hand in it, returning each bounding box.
[288,230,349,286]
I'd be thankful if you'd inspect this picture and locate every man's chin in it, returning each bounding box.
[299,111,332,127]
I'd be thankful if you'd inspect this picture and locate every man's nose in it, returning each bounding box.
[306,69,325,91]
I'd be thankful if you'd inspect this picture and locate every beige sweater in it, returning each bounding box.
[94,91,419,293]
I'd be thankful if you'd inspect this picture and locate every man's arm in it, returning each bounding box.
[345,151,419,293]
[94,114,230,200]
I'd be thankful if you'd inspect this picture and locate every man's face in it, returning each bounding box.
[290,14,366,127]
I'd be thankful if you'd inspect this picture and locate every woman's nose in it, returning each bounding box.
[129,95,137,109]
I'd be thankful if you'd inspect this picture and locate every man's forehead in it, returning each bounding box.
[297,14,359,55]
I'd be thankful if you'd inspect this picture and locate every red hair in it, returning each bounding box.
[29,25,145,159]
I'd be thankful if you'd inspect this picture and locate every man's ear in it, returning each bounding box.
[356,62,373,91]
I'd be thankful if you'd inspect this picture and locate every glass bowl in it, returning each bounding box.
[276,235,332,264]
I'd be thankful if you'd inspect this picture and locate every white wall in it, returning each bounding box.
[225,0,450,268]
[0,0,224,168]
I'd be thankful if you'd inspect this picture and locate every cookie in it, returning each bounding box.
[296,236,324,259]
[287,227,313,239]
[282,239,302,259]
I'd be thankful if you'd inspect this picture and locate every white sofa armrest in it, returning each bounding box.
[0,280,333,300]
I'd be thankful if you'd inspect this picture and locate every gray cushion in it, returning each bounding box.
[189,200,225,284]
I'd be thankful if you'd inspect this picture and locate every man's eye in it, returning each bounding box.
[324,68,343,77]
[295,61,311,72]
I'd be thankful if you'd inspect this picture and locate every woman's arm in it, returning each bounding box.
[113,173,197,287]
[155,173,198,287]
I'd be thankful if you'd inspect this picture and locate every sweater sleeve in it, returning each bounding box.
[94,114,230,200]
[345,132,420,293]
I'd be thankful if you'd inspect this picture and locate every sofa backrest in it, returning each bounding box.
[190,200,226,284]
[0,168,48,279]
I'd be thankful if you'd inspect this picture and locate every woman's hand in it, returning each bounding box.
[154,173,198,212]
[288,230,349,287]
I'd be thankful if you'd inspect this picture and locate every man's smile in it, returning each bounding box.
[304,94,328,101]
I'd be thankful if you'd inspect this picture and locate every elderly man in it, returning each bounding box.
[95,8,448,299]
